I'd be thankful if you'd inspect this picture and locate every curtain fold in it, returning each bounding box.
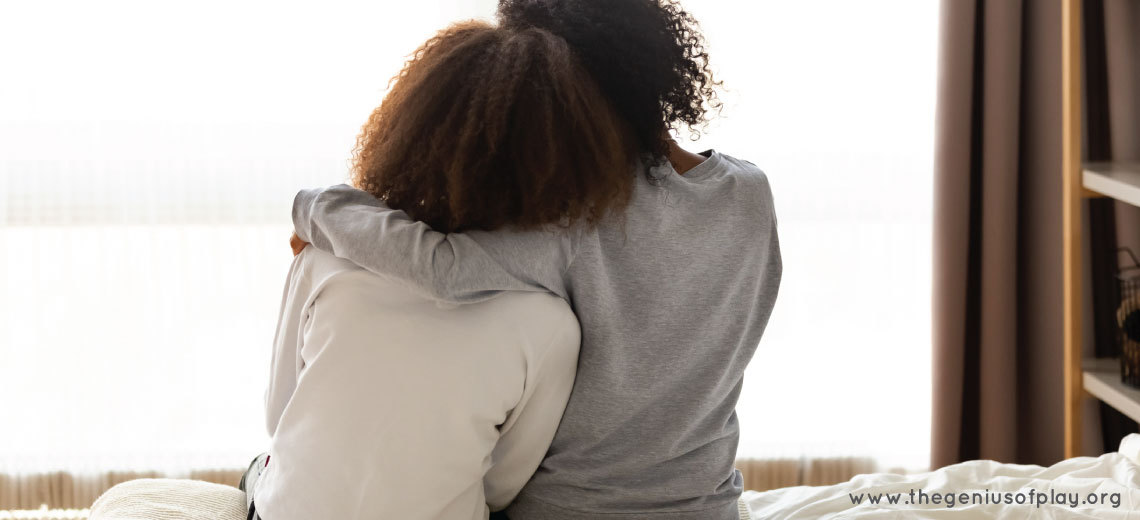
[932,0,1067,468]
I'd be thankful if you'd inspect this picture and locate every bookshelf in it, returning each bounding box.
[1062,0,1140,458]
[1083,358,1140,423]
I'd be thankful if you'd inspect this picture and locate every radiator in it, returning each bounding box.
[1,458,877,512]
[735,456,877,492]
[0,469,242,512]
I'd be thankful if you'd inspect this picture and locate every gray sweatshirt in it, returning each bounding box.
[292,149,781,520]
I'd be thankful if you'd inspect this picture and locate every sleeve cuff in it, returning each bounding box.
[291,187,323,244]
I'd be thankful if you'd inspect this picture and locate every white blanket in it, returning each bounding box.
[744,434,1140,519]
[88,435,1140,519]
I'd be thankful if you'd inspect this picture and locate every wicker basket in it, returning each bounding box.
[1117,248,1140,388]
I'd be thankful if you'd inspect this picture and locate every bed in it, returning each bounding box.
[742,434,1140,518]
[86,435,1140,519]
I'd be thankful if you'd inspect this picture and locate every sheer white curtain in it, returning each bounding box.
[0,0,935,477]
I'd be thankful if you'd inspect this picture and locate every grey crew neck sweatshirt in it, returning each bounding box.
[292,149,781,520]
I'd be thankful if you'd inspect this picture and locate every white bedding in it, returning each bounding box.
[89,436,1140,519]
[744,434,1140,518]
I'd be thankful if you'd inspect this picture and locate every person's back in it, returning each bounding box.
[255,248,580,519]
[507,150,779,518]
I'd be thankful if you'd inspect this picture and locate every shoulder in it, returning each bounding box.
[296,247,370,289]
[295,248,419,313]
[486,290,578,335]
[713,151,777,220]
[718,152,772,190]
[489,291,580,363]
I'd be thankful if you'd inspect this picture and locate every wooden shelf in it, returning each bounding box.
[1082,357,1140,423]
[1083,163,1140,208]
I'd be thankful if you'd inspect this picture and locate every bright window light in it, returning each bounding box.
[677,0,938,471]
[0,0,936,474]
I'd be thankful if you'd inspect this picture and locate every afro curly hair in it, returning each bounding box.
[352,21,637,233]
[497,0,722,165]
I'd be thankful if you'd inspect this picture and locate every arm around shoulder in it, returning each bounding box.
[292,185,539,303]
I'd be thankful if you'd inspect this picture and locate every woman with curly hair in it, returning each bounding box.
[236,19,640,520]
[290,0,781,518]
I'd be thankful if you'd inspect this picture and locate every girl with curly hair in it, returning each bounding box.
[290,1,781,518]
[239,19,638,520]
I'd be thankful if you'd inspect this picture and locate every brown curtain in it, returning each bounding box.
[932,0,1140,469]
[933,0,1066,468]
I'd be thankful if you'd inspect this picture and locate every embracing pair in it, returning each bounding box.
[244,1,781,519]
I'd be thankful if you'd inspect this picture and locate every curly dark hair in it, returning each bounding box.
[352,21,638,233]
[497,0,721,164]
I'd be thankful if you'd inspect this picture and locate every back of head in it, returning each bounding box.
[352,21,638,233]
[497,0,721,164]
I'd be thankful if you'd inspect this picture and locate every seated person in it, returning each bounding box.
[286,1,780,518]
[242,19,639,520]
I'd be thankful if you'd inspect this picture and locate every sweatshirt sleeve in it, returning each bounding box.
[292,184,570,303]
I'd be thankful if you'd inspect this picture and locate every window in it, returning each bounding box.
[676,0,938,471]
[0,0,936,475]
